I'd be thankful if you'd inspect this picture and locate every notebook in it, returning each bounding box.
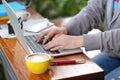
[1,0,83,57]
[0,1,26,17]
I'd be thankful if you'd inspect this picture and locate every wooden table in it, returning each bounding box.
[0,7,104,80]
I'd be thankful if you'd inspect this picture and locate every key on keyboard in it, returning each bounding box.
[24,35,59,54]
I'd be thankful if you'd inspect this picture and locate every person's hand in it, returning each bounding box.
[36,27,68,44]
[43,34,84,51]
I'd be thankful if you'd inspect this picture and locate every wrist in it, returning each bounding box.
[77,36,84,47]
[73,36,84,48]
[61,26,68,34]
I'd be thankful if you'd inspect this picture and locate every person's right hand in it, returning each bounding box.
[36,26,68,44]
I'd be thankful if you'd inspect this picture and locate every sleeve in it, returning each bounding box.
[84,29,120,58]
[63,0,106,35]
[63,0,120,58]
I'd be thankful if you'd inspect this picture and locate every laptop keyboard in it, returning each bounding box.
[24,35,60,54]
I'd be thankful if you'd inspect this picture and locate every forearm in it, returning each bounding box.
[83,29,120,58]
[73,36,84,48]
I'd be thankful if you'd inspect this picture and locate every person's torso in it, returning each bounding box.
[105,0,120,30]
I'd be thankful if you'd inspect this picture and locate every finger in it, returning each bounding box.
[43,41,58,50]
[43,30,56,44]
[50,46,63,51]
[36,31,49,42]
[52,34,61,40]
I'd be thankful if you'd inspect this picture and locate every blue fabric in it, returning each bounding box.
[105,67,120,80]
[92,52,120,80]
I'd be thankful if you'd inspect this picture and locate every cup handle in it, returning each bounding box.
[50,54,54,61]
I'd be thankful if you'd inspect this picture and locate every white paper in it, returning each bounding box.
[24,19,54,33]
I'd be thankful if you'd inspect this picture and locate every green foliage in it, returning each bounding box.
[31,0,88,19]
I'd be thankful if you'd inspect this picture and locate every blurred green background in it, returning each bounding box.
[31,0,87,19]
[0,0,88,80]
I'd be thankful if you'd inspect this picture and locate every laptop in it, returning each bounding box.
[1,0,83,57]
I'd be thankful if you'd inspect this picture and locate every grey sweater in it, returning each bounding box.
[63,0,120,58]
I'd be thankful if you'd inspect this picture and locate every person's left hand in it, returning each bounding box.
[43,34,84,51]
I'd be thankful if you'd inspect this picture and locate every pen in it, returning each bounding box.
[51,59,86,66]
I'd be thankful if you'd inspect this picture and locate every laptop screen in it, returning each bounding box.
[2,0,30,54]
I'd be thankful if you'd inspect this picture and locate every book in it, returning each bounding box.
[0,1,26,17]
[0,1,26,24]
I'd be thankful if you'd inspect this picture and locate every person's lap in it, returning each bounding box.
[105,66,120,80]
[92,52,120,80]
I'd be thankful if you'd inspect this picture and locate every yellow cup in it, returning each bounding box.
[25,53,53,74]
